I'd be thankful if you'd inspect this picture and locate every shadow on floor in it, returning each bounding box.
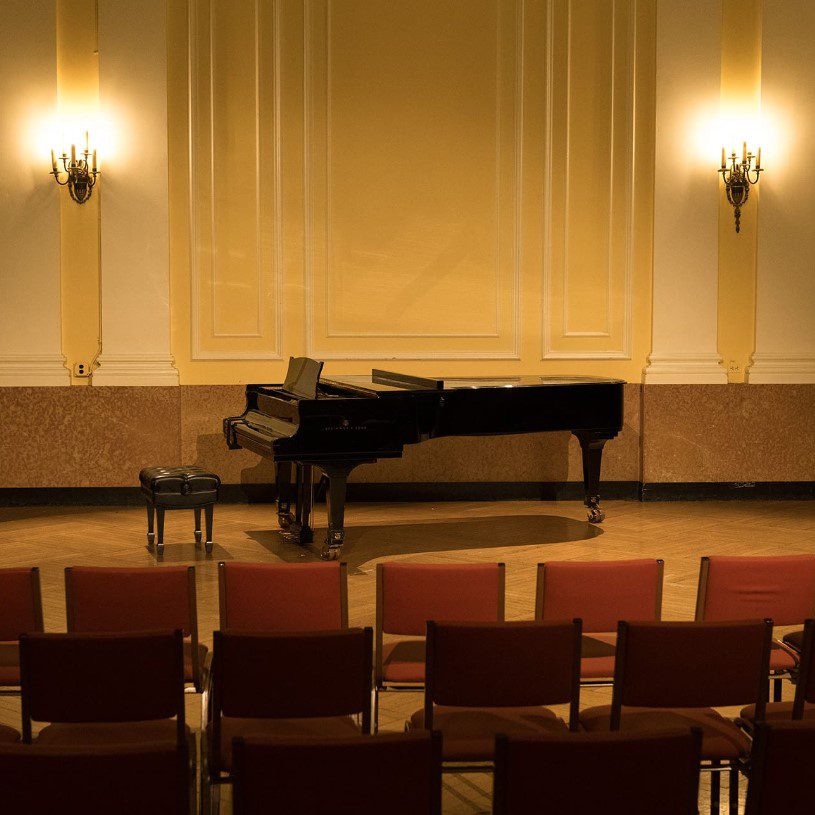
[245,513,603,571]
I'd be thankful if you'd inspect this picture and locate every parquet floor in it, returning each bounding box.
[1,498,813,813]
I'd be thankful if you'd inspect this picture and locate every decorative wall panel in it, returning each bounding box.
[304,0,522,359]
[543,0,635,359]
[189,0,282,360]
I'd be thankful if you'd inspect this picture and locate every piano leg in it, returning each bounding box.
[296,463,315,545]
[319,464,355,560]
[573,431,609,523]
[274,461,296,529]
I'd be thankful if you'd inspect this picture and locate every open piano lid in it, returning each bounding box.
[282,357,324,399]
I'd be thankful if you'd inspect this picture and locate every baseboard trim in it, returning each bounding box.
[1,481,812,507]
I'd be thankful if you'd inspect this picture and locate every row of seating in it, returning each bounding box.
[2,723,813,814]
[2,618,815,813]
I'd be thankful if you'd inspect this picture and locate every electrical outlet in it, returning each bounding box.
[73,362,91,378]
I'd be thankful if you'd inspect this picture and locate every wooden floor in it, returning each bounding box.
[1,498,813,813]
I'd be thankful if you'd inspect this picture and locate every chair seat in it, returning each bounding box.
[770,640,796,672]
[211,715,362,772]
[0,724,20,743]
[0,642,20,687]
[580,705,751,760]
[381,640,425,685]
[35,720,188,748]
[783,630,805,653]
[739,701,815,728]
[409,706,567,761]
[184,642,208,686]
[581,634,617,680]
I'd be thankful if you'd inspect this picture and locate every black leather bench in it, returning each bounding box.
[139,467,221,556]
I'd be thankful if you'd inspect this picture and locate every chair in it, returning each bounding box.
[535,558,663,684]
[218,561,348,630]
[407,620,582,765]
[65,565,206,692]
[493,729,702,815]
[375,562,505,728]
[580,619,772,814]
[20,630,187,748]
[232,732,442,815]
[0,567,43,693]
[695,555,815,700]
[741,618,815,727]
[0,743,190,815]
[745,721,815,815]
[206,628,373,808]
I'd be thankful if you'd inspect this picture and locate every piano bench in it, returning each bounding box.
[138,466,221,557]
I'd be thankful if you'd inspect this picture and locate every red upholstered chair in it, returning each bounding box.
[580,620,773,814]
[741,618,815,728]
[218,561,348,630]
[375,562,505,728]
[0,743,190,815]
[232,732,442,815]
[493,729,702,815]
[206,628,373,809]
[20,630,187,748]
[65,566,206,692]
[407,620,582,765]
[0,567,43,693]
[535,559,663,685]
[745,721,815,815]
[695,555,815,700]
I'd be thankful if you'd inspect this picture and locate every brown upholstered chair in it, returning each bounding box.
[206,628,373,808]
[745,721,815,815]
[20,630,187,748]
[232,732,442,815]
[493,729,703,815]
[535,559,663,685]
[695,555,815,700]
[0,743,190,815]
[407,620,582,765]
[375,562,505,728]
[580,619,773,813]
[741,618,815,727]
[0,567,43,693]
[218,561,348,630]
[65,566,206,692]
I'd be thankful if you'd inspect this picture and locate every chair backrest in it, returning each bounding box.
[792,618,815,719]
[536,559,663,632]
[424,620,581,729]
[218,561,348,630]
[0,743,189,815]
[494,729,702,815]
[0,567,43,640]
[232,732,442,815]
[20,630,185,743]
[211,628,372,771]
[695,555,815,625]
[610,620,772,728]
[745,721,815,815]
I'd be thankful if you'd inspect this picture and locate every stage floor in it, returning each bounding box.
[1,498,813,813]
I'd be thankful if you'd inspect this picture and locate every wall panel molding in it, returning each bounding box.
[304,0,522,360]
[188,0,283,361]
[542,0,635,360]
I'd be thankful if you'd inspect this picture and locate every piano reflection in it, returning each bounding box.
[224,357,624,559]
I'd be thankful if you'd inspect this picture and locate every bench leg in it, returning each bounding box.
[146,504,155,548]
[156,507,165,557]
[204,504,214,555]
[194,507,202,545]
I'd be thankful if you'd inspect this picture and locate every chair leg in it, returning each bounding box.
[156,507,165,556]
[146,504,155,547]
[773,676,782,702]
[194,507,202,545]
[373,686,380,733]
[711,762,720,815]
[729,767,739,814]
[204,504,214,555]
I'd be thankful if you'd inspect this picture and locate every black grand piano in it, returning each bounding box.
[224,358,624,559]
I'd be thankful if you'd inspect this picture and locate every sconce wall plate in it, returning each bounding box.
[720,143,762,233]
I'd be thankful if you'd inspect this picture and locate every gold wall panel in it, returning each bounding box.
[189,0,282,360]
[543,0,635,359]
[304,0,522,359]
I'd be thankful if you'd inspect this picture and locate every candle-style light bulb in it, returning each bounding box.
[742,141,747,163]
[92,149,97,173]
[70,143,76,164]
[756,147,761,169]
[84,130,89,154]
[50,148,57,173]
[721,147,726,169]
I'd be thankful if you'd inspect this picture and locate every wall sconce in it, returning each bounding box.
[719,142,762,233]
[50,131,99,204]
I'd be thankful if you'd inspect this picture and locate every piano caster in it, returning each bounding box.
[321,544,341,561]
[321,529,344,561]
[587,503,605,523]
[278,512,295,530]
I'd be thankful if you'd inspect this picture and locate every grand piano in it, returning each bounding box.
[224,358,624,559]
